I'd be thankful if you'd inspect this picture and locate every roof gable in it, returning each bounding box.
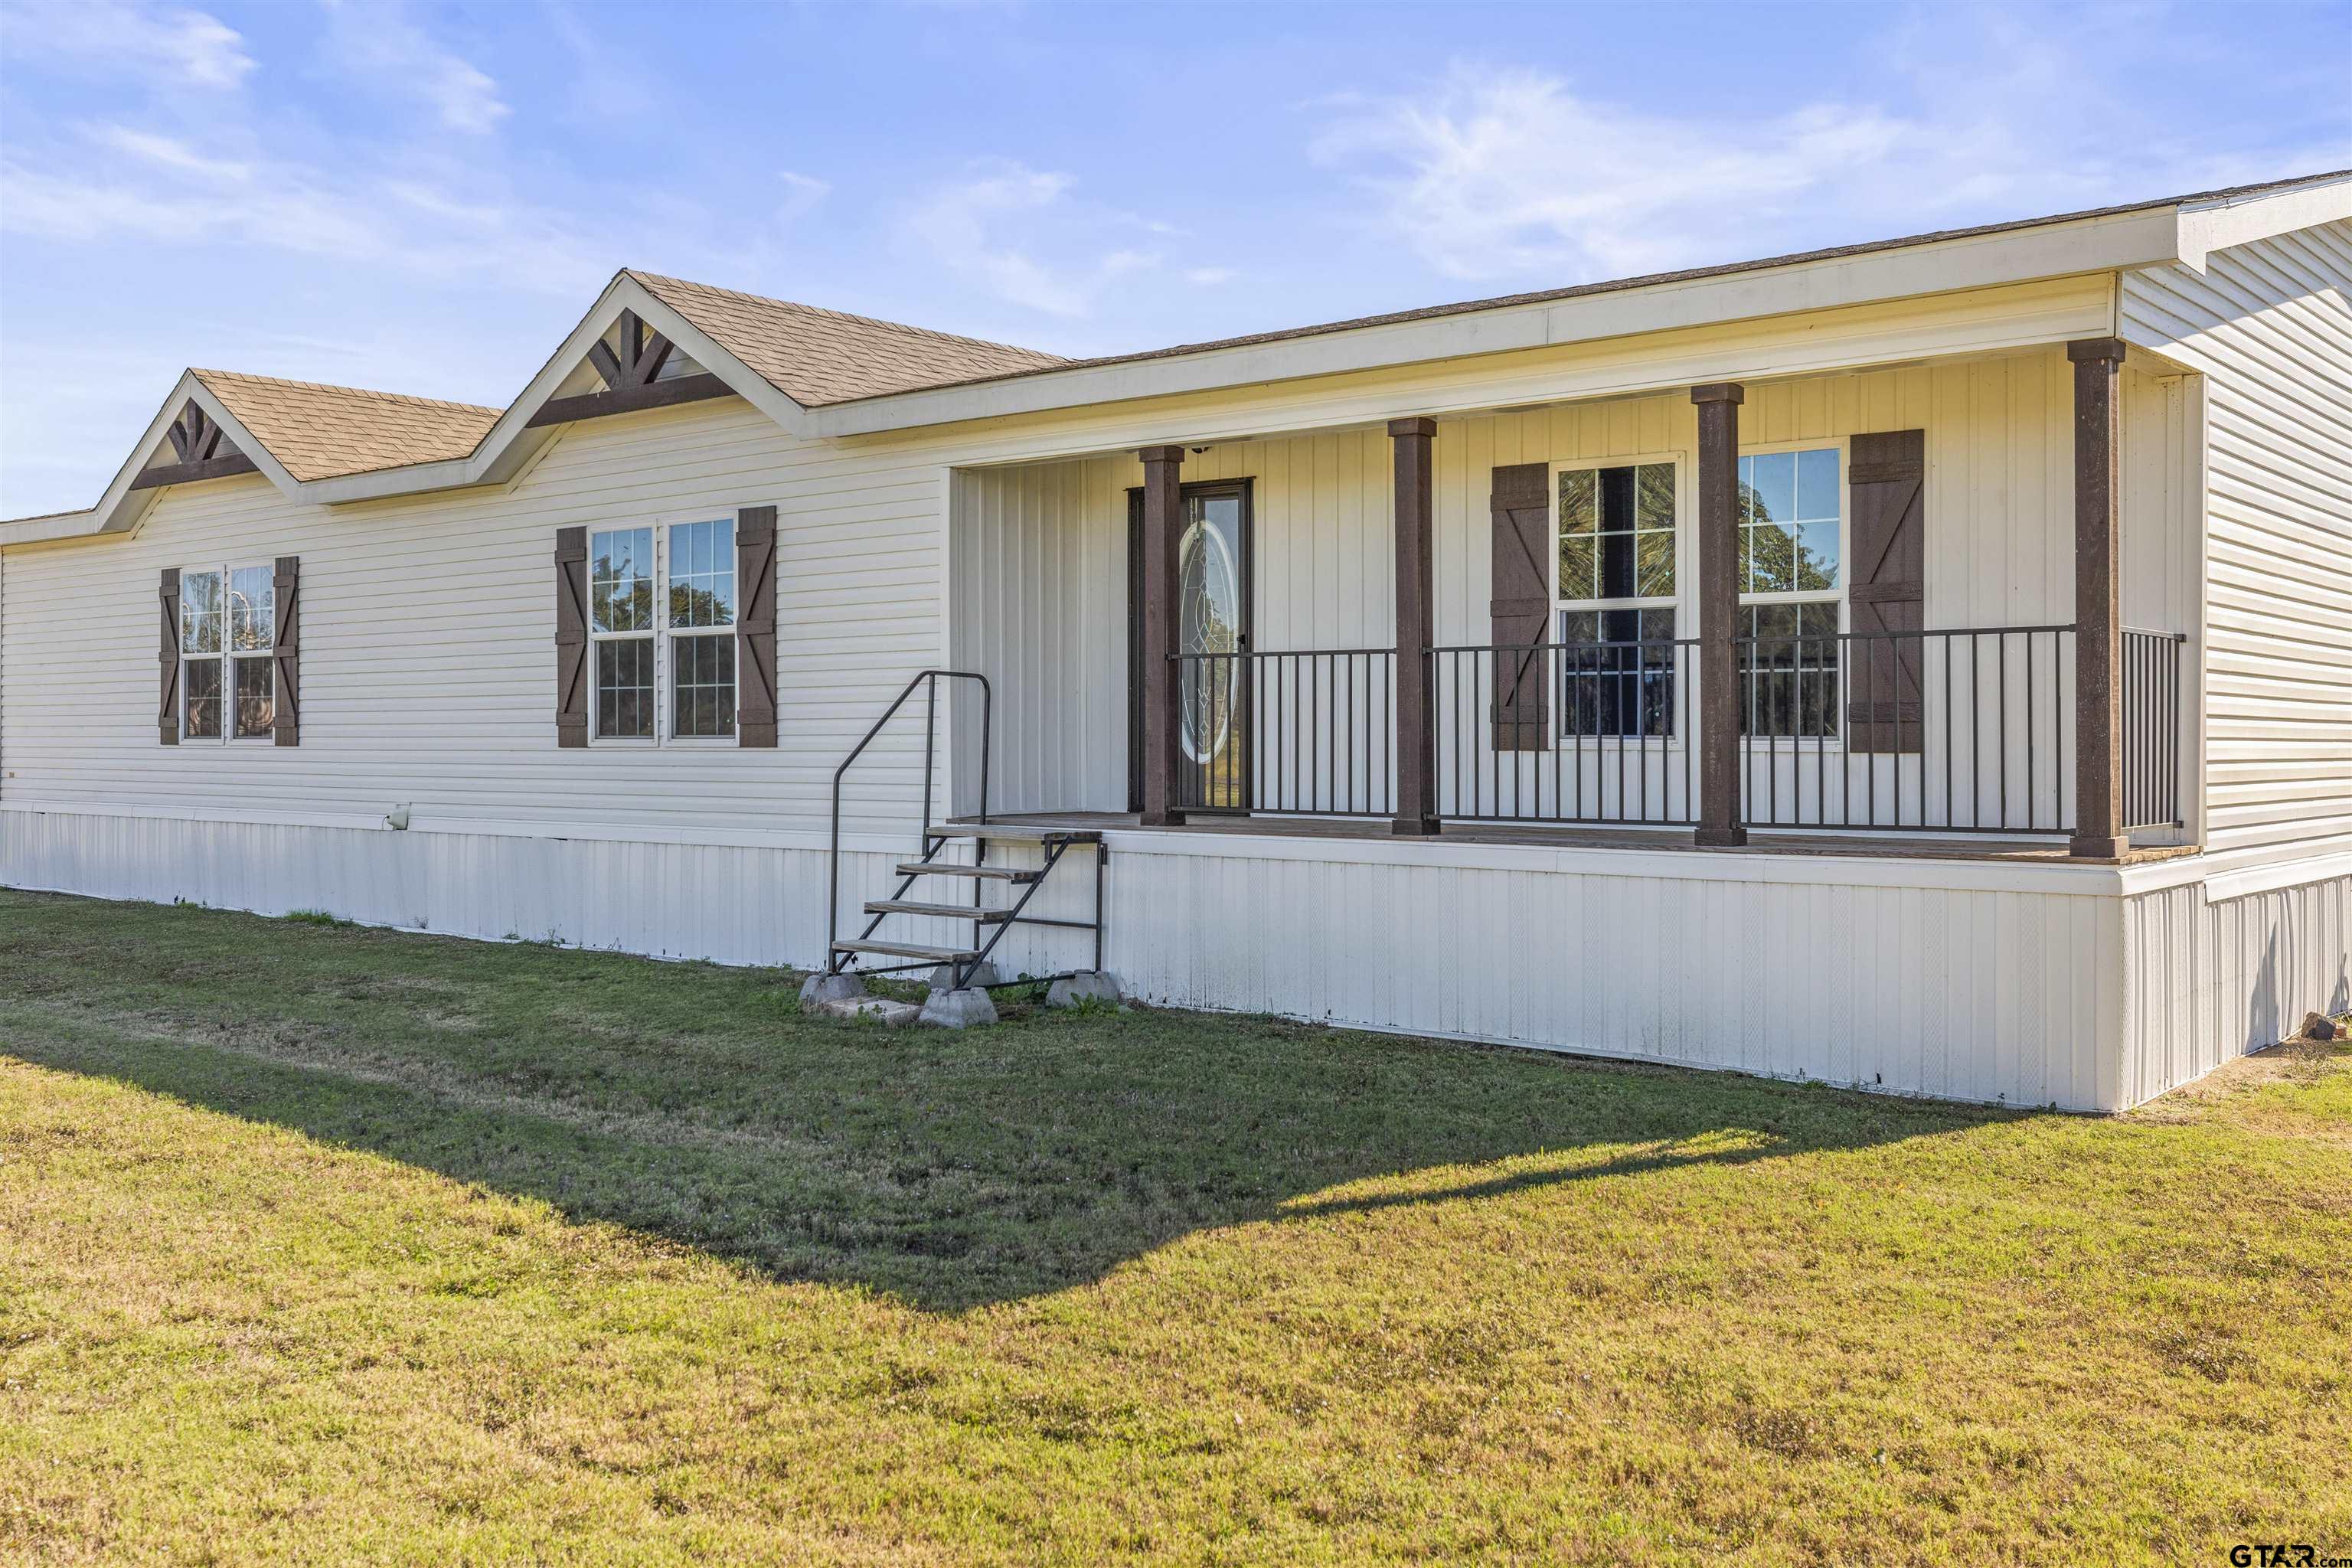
[626,270,1064,407]
[190,370,502,483]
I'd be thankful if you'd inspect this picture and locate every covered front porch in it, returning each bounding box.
[946,333,2200,863]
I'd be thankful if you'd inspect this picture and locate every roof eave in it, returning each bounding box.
[802,204,2202,439]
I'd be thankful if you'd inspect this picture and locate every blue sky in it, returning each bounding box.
[2,0,2345,518]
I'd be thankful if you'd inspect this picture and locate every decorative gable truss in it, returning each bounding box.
[527,308,734,429]
[130,400,259,491]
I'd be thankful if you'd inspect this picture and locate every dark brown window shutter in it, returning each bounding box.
[1847,430,1926,754]
[272,556,300,746]
[554,527,589,747]
[1489,462,1551,750]
[158,567,181,745]
[734,505,779,747]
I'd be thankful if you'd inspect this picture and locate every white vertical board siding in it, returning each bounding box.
[947,459,1129,814]
[2122,221,2352,864]
[2122,869,2352,1101]
[0,808,920,969]
[1097,832,2128,1110]
[0,401,954,842]
[948,432,1397,814]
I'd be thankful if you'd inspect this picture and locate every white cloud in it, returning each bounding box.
[87,123,253,183]
[1310,29,2349,290]
[1,148,615,296]
[777,170,831,220]
[1311,67,1909,283]
[318,2,509,134]
[2,2,256,91]
[1185,266,1236,286]
[905,160,1163,318]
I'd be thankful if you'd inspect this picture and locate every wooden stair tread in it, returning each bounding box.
[863,899,1012,922]
[895,861,1037,881]
[831,938,979,962]
[931,824,1102,844]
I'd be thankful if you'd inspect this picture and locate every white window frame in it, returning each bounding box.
[177,558,278,746]
[585,513,740,747]
[1735,436,1851,746]
[586,524,658,746]
[661,512,739,746]
[1549,451,1688,749]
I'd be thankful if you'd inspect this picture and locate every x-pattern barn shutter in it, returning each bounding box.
[158,567,181,745]
[1489,462,1551,750]
[734,505,778,747]
[272,556,300,746]
[1846,430,1926,754]
[554,527,589,747]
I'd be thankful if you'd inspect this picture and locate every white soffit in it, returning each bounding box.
[2174,174,2352,273]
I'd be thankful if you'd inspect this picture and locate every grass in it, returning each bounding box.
[2,887,2347,1566]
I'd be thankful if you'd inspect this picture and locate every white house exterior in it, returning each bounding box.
[5,173,2347,1111]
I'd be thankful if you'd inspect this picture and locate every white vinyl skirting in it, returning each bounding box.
[7,806,2344,1113]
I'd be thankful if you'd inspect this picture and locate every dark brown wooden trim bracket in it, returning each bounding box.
[1691,381,1747,848]
[1136,445,1186,825]
[168,400,224,463]
[1388,416,1440,835]
[2068,337,2129,859]
[524,372,733,430]
[129,453,261,491]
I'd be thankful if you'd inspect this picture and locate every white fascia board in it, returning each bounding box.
[2174,175,2352,272]
[807,206,2189,438]
[0,508,102,548]
[9,371,290,546]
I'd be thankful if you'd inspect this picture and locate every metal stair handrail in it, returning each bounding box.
[827,669,991,963]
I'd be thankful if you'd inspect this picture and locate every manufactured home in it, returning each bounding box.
[5,172,2348,1109]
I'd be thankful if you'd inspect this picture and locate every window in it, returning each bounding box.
[1737,446,1844,738]
[1556,462,1678,738]
[589,518,735,742]
[667,518,736,739]
[180,562,273,742]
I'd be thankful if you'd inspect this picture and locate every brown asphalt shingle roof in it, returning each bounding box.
[191,369,502,482]
[628,270,1066,407]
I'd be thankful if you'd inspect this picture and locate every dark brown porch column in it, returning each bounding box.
[1136,444,1187,825]
[2068,338,2128,859]
[1389,416,1440,835]
[1691,382,1746,847]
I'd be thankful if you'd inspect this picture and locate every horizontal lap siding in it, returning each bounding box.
[2122,222,2352,862]
[0,402,952,841]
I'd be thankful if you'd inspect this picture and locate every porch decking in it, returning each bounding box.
[970,812,2203,867]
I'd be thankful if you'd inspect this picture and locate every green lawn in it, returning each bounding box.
[2,888,2347,1566]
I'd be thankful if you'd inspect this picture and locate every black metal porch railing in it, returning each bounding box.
[1733,626,2073,833]
[1428,640,1700,825]
[1165,622,2184,838]
[1172,648,1396,816]
[2122,628,2187,831]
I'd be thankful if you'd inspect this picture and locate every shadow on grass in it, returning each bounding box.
[0,890,2016,1312]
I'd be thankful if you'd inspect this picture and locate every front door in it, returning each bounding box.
[1128,479,1253,813]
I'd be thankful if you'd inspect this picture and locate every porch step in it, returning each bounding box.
[831,938,980,964]
[932,824,1103,844]
[863,898,1013,923]
[895,861,1039,882]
